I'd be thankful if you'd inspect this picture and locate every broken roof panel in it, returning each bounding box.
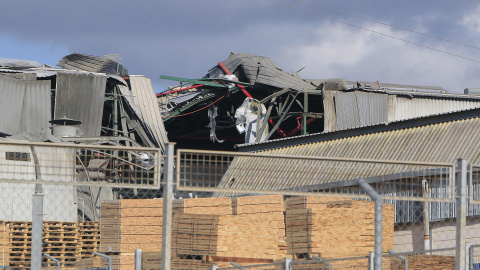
[55,72,107,137]
[129,75,169,151]
[57,53,129,77]
[208,52,317,92]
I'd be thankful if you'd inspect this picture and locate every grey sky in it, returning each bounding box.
[1,0,479,92]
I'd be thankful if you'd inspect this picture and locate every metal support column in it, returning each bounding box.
[358,179,382,270]
[135,249,142,270]
[31,185,44,270]
[162,142,175,270]
[456,158,467,270]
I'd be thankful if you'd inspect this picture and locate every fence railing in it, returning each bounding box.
[176,149,456,202]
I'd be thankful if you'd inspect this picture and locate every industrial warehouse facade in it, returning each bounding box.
[1,53,480,269]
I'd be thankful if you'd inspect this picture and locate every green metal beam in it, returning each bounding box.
[160,75,227,88]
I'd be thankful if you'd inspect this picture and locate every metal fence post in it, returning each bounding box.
[43,253,60,270]
[456,159,467,270]
[94,252,112,270]
[135,249,142,270]
[162,142,175,270]
[388,249,408,270]
[31,185,44,270]
[358,179,382,270]
[284,258,292,270]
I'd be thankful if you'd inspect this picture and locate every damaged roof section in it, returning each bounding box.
[160,52,480,149]
[57,53,129,78]
[0,54,168,152]
[207,52,317,92]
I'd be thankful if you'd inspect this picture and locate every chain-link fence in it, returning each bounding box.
[1,142,480,269]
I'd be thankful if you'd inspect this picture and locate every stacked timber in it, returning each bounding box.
[286,196,395,259]
[42,221,79,267]
[286,196,351,210]
[100,199,163,270]
[0,221,10,268]
[172,197,287,261]
[232,195,287,255]
[173,197,232,215]
[8,221,31,269]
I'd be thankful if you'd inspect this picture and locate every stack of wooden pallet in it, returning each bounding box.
[77,221,100,259]
[0,220,100,269]
[100,199,163,270]
[285,196,395,259]
[42,221,79,267]
[0,221,10,268]
[8,221,31,268]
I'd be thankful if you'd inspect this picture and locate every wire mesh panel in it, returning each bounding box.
[471,165,480,204]
[0,140,162,189]
[177,149,455,202]
[0,140,165,270]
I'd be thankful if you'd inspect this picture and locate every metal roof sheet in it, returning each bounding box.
[208,53,317,92]
[216,111,480,195]
[129,75,169,151]
[54,72,107,137]
[57,53,129,77]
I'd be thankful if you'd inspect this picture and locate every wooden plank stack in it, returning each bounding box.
[285,196,395,259]
[232,195,287,255]
[173,197,232,215]
[172,195,288,263]
[99,199,163,270]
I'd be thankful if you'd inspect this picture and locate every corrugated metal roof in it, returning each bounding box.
[57,53,129,77]
[55,72,107,137]
[0,74,51,138]
[217,111,480,195]
[208,53,317,92]
[129,75,169,151]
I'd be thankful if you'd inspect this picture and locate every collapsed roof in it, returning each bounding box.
[160,52,480,150]
[0,53,168,153]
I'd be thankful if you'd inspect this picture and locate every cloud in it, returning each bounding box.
[276,21,480,92]
[461,6,480,33]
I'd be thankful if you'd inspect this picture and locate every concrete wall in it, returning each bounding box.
[393,217,480,253]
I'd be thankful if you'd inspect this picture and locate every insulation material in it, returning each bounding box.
[234,98,267,143]
[208,105,224,143]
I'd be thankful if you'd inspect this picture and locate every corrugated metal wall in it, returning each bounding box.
[0,74,51,137]
[324,90,480,132]
[55,72,107,137]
